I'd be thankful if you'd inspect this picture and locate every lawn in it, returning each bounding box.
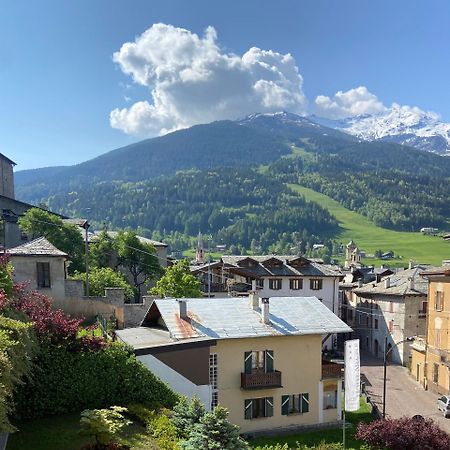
[248,397,372,449]
[7,413,156,450]
[289,184,450,268]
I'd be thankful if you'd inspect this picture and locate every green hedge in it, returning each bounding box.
[14,342,178,419]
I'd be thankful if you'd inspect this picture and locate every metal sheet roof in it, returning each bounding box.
[155,296,351,340]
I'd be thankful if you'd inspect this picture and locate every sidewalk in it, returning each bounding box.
[360,353,450,433]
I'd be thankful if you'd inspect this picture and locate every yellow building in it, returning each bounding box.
[411,264,450,393]
[116,295,351,434]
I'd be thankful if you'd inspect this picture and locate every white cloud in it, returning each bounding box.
[314,86,386,119]
[110,24,307,136]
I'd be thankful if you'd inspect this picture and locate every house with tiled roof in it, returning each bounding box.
[352,265,432,364]
[191,255,343,349]
[116,294,350,435]
[8,236,69,301]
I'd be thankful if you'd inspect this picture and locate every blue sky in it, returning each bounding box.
[1,0,450,170]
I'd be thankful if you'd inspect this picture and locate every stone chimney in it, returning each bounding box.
[178,300,188,320]
[409,277,415,290]
[358,279,363,288]
[384,277,391,289]
[408,260,413,270]
[261,297,270,324]
[249,292,260,311]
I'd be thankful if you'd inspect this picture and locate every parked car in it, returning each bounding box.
[437,395,450,418]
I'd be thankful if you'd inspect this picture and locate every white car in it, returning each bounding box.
[437,395,450,418]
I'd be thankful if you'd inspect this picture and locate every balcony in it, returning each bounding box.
[241,370,282,390]
[322,361,343,380]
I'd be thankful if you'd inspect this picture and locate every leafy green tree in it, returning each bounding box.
[114,231,163,301]
[171,396,206,439]
[18,208,85,274]
[79,406,131,446]
[180,405,248,450]
[151,260,201,298]
[89,230,115,269]
[71,267,135,302]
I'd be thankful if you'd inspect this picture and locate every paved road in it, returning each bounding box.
[360,354,450,433]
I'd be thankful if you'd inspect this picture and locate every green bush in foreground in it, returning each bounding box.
[14,342,178,419]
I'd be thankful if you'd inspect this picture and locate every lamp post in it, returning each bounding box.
[382,336,416,418]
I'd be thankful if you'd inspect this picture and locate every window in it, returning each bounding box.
[388,320,394,334]
[290,278,303,290]
[20,231,28,241]
[435,330,442,349]
[433,363,439,383]
[420,301,428,315]
[389,301,394,313]
[244,350,274,374]
[435,291,444,311]
[37,262,51,288]
[269,279,282,290]
[256,279,264,290]
[323,390,338,410]
[281,393,309,415]
[310,279,323,290]
[244,397,273,419]
[209,353,218,409]
[374,319,379,329]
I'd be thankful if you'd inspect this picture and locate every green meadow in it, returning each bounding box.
[289,184,449,267]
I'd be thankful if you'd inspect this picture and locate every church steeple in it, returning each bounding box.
[196,231,204,264]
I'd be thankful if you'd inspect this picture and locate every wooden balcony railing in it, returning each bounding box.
[322,361,343,379]
[241,370,282,389]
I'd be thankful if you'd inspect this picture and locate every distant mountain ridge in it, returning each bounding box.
[310,106,450,155]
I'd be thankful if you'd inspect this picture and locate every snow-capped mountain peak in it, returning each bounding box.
[310,105,450,155]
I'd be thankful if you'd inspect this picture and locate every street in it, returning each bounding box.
[360,353,450,433]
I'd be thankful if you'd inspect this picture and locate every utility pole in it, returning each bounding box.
[82,219,90,297]
[383,336,387,418]
[207,234,212,297]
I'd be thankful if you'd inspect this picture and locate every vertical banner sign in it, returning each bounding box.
[344,339,360,411]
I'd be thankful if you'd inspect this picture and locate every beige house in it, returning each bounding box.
[116,295,350,434]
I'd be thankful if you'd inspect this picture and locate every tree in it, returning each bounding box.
[180,406,248,450]
[18,208,85,274]
[151,260,202,298]
[80,406,131,448]
[171,396,206,439]
[114,231,163,302]
[356,416,450,450]
[89,230,115,269]
[71,267,135,302]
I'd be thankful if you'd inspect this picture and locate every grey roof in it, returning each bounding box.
[353,266,432,298]
[154,296,351,340]
[8,237,68,257]
[220,255,342,278]
[0,153,16,166]
[95,231,168,248]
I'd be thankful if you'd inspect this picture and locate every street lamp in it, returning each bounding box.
[382,336,416,418]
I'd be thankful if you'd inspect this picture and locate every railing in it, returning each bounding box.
[321,361,342,379]
[241,370,282,389]
[200,283,227,293]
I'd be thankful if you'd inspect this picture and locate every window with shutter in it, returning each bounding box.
[265,350,274,373]
[301,393,309,413]
[244,399,253,420]
[265,397,273,417]
[281,395,289,416]
[244,351,252,374]
[37,262,51,288]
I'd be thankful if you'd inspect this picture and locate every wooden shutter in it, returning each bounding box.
[244,351,252,374]
[265,397,273,417]
[244,399,253,420]
[301,393,309,413]
[281,395,290,416]
[265,350,274,373]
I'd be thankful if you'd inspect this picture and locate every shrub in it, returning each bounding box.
[171,396,205,438]
[80,406,131,446]
[14,342,178,419]
[180,405,248,450]
[356,416,450,450]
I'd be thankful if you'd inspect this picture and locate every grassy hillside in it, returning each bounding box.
[289,184,449,267]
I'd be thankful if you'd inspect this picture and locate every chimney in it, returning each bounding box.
[261,297,270,324]
[384,277,390,289]
[443,260,450,267]
[178,300,188,320]
[409,277,415,290]
[249,292,260,311]
[408,260,413,270]
[358,279,363,288]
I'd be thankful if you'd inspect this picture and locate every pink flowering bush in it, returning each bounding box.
[356,416,450,450]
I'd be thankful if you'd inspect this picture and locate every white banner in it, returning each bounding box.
[344,339,360,412]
